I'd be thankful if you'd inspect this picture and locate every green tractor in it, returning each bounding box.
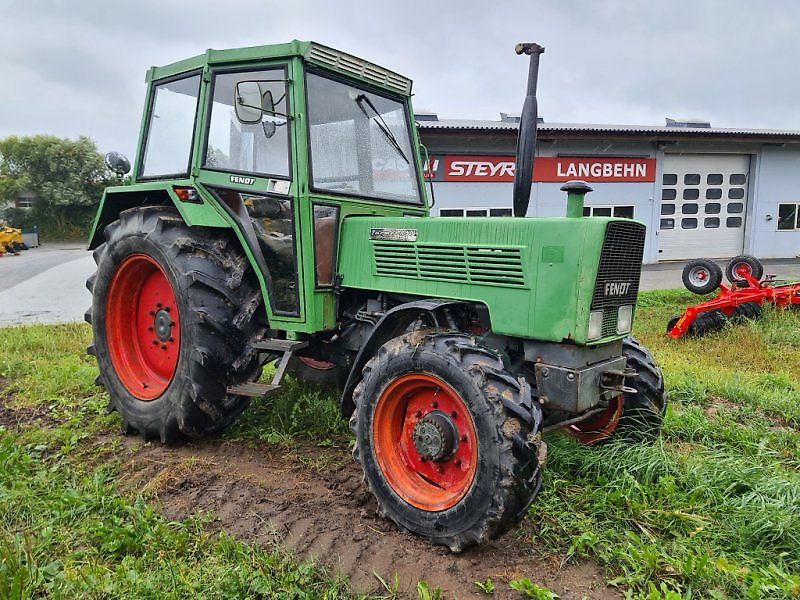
[87,40,665,551]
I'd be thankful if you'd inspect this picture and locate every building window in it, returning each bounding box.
[663,173,677,185]
[682,218,698,229]
[729,188,745,200]
[707,173,723,185]
[778,203,800,230]
[705,203,721,214]
[730,173,747,185]
[683,188,700,200]
[684,173,701,185]
[439,209,463,217]
[662,189,677,201]
[727,217,742,228]
[660,218,675,229]
[15,195,34,209]
[583,205,634,218]
[682,203,698,214]
[438,207,512,217]
[706,188,722,200]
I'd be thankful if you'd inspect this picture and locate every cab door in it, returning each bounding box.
[195,64,305,322]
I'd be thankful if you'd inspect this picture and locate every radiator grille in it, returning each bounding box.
[591,221,646,337]
[373,242,526,287]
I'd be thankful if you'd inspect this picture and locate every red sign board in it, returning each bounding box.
[429,155,655,183]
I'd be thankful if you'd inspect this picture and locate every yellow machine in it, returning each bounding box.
[0,226,26,254]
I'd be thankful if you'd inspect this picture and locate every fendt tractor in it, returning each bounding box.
[86,41,665,550]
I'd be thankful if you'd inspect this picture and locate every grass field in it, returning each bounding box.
[1,290,799,599]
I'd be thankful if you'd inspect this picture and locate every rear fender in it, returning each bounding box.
[339,299,486,417]
[87,185,230,249]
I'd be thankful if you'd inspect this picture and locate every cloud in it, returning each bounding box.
[0,0,798,161]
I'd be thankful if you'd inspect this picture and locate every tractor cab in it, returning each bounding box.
[92,41,428,332]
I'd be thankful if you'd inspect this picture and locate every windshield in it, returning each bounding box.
[306,72,421,204]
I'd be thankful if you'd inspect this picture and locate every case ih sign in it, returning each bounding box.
[425,155,655,183]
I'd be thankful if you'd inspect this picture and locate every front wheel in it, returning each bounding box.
[350,331,545,552]
[569,337,666,443]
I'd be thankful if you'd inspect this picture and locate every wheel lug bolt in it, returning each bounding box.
[169,337,174,342]
[431,401,438,408]
[436,465,443,473]
[156,303,162,308]
[450,411,457,418]
[455,458,462,467]
[460,434,467,442]
[152,340,158,345]
[161,344,167,350]
[148,310,155,316]
[147,326,154,332]
[164,307,170,312]
[415,410,422,418]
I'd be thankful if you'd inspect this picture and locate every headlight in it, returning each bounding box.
[617,305,633,334]
[588,310,604,340]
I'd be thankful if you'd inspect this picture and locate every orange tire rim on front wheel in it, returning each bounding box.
[372,373,478,511]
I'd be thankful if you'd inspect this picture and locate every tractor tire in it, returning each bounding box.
[730,301,762,322]
[688,309,727,336]
[726,255,763,287]
[568,337,666,443]
[350,331,545,552]
[614,337,667,441]
[682,258,722,295]
[86,206,266,442]
[286,355,348,392]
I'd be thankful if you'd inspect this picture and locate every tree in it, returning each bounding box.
[0,135,120,238]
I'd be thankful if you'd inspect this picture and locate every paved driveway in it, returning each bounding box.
[0,244,94,326]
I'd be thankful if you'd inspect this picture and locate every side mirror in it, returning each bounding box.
[234,81,276,124]
[104,152,131,176]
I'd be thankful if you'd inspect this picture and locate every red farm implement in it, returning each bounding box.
[666,255,800,338]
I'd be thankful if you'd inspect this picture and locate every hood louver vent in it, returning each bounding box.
[373,242,526,288]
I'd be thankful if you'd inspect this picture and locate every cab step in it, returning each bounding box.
[227,337,306,397]
[253,339,308,352]
[227,382,281,397]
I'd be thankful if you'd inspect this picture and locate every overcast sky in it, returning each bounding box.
[1,0,798,159]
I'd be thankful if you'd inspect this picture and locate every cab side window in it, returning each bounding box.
[204,68,290,178]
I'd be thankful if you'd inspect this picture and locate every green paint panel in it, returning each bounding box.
[337,216,615,344]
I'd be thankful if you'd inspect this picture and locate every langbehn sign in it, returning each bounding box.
[425,155,655,183]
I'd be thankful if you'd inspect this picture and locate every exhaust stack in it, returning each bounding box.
[512,42,545,218]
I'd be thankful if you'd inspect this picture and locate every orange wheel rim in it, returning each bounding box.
[372,373,478,511]
[105,254,180,400]
[567,395,623,444]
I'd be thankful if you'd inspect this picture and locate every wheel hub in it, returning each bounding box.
[154,309,173,341]
[412,411,458,462]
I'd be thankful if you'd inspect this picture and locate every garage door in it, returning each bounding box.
[658,154,749,261]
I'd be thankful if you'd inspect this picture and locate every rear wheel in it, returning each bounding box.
[682,258,722,295]
[568,337,666,443]
[726,255,763,287]
[350,331,545,551]
[86,206,266,442]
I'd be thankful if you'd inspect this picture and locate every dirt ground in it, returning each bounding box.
[118,437,620,599]
[3,392,620,599]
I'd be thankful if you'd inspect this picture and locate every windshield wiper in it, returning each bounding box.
[355,94,410,165]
